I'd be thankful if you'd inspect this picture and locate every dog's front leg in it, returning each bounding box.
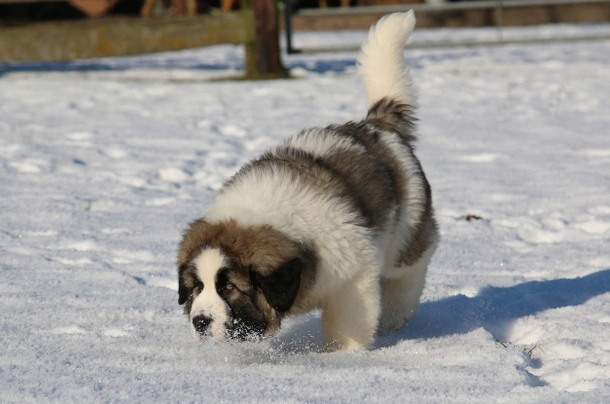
[321,270,381,351]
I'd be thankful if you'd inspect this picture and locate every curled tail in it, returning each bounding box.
[357,11,417,111]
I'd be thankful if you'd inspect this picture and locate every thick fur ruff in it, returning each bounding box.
[177,10,438,351]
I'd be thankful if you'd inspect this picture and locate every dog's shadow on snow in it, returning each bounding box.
[271,269,610,352]
[0,58,358,77]
[377,268,610,348]
[0,54,420,77]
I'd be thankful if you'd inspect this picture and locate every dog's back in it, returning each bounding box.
[211,10,436,267]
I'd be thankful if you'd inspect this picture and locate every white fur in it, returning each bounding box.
[376,129,429,267]
[190,248,230,341]
[357,10,417,108]
[285,129,367,158]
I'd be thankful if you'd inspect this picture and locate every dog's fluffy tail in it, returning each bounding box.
[357,11,416,110]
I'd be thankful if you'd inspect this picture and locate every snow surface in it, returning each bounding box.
[1,23,610,402]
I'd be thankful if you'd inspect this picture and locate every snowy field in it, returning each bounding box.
[1,22,610,402]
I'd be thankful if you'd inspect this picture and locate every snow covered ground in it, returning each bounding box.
[1,22,610,402]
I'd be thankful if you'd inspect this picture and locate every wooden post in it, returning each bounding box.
[186,0,198,15]
[141,0,156,17]
[0,13,248,63]
[243,0,288,79]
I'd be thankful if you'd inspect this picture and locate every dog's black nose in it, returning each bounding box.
[192,315,212,334]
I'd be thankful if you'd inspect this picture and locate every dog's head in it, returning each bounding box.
[177,219,315,341]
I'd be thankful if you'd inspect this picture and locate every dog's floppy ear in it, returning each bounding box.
[177,264,193,305]
[253,258,303,313]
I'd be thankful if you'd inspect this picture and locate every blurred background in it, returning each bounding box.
[0,0,609,76]
[2,0,609,25]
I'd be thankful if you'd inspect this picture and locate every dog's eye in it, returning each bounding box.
[224,283,235,292]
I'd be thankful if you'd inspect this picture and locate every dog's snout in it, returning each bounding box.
[192,315,212,334]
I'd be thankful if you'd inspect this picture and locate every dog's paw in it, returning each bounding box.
[380,310,415,332]
[321,338,369,352]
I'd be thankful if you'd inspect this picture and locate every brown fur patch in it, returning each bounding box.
[177,219,317,336]
[178,219,309,274]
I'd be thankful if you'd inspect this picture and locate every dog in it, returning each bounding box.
[177,11,438,351]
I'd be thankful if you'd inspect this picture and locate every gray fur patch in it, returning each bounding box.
[366,97,418,145]
[365,97,439,266]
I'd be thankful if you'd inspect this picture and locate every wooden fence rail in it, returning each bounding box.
[0,11,248,63]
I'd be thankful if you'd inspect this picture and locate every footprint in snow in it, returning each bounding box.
[459,153,502,163]
[217,124,247,138]
[158,167,191,183]
[8,159,49,174]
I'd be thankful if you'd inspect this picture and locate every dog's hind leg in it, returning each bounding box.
[380,245,436,331]
[321,270,381,351]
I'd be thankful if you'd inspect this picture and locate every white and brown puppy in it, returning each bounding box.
[177,11,438,351]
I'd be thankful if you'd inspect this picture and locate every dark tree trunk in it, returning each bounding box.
[244,0,288,79]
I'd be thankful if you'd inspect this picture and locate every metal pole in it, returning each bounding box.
[495,0,504,40]
[284,0,300,54]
